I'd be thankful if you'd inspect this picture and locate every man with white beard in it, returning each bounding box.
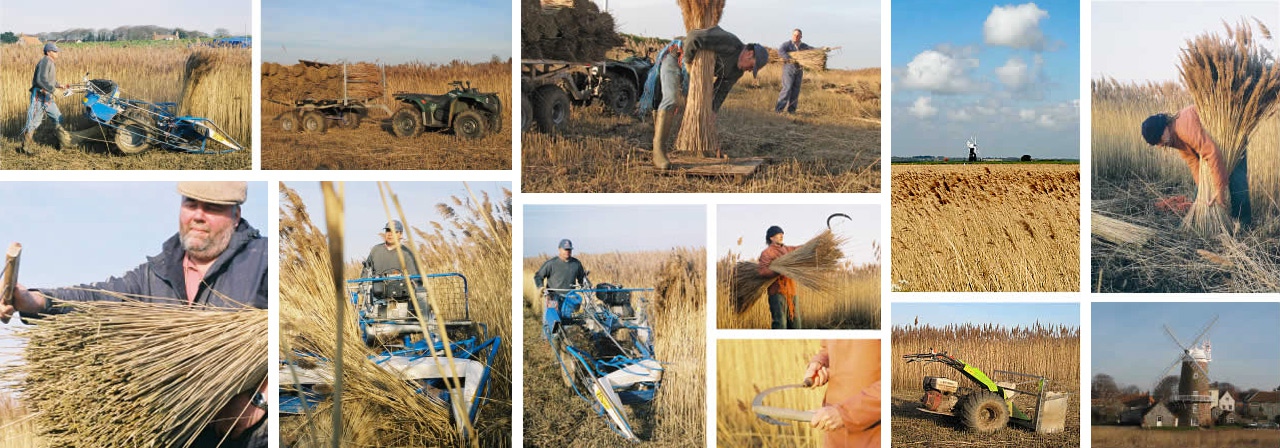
[0,181,268,447]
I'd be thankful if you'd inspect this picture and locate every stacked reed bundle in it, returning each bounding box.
[261,61,384,102]
[676,0,726,157]
[767,47,830,71]
[521,0,623,61]
[278,185,460,446]
[179,47,251,146]
[1177,19,1280,235]
[540,0,574,12]
[731,230,846,314]
[5,300,266,448]
[1091,212,1158,246]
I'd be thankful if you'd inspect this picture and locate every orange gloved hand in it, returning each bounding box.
[1155,196,1192,214]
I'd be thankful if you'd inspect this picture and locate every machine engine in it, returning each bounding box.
[920,376,959,413]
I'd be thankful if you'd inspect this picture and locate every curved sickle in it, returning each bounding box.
[827,213,852,230]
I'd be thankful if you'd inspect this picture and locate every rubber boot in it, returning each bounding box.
[56,125,73,150]
[651,110,672,170]
[20,130,36,155]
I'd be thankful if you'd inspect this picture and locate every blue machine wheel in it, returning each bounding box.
[113,110,152,155]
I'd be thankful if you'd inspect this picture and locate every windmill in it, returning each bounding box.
[1152,315,1218,427]
[965,134,979,162]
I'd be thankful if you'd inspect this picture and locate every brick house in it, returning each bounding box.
[1141,402,1177,428]
[1242,391,1280,422]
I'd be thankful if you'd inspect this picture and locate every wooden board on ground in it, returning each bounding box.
[639,156,768,182]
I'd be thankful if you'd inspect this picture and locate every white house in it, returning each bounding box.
[1219,390,1236,413]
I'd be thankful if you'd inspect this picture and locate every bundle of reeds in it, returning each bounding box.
[1091,212,1158,246]
[179,47,251,146]
[675,0,726,157]
[769,230,847,291]
[767,47,830,71]
[261,61,384,102]
[540,0,573,11]
[1178,19,1280,235]
[521,0,622,61]
[7,300,266,448]
[731,260,773,314]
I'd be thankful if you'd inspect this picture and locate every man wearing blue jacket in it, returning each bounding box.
[0,181,268,448]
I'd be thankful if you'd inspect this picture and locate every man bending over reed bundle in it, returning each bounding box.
[0,181,268,448]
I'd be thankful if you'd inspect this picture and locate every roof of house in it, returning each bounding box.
[1143,401,1171,418]
[1244,391,1280,403]
[1120,393,1154,408]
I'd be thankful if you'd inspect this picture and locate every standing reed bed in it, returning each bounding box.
[1176,20,1280,235]
[718,252,880,329]
[675,0,726,157]
[279,183,512,446]
[521,248,705,446]
[2,300,265,448]
[179,47,252,146]
[0,391,39,448]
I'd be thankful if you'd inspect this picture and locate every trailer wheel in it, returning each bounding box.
[521,93,533,132]
[957,391,1008,433]
[280,113,300,133]
[301,111,327,134]
[113,110,153,155]
[533,85,570,133]
[392,106,422,138]
[600,74,637,116]
[454,110,487,139]
[339,112,361,129]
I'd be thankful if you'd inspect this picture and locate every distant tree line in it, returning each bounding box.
[1,26,236,43]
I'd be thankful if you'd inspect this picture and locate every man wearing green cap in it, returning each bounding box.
[0,181,268,447]
[21,42,73,153]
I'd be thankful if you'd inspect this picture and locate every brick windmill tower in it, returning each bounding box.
[1154,315,1218,427]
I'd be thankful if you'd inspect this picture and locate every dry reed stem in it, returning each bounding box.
[675,0,727,157]
[1091,212,1158,246]
[769,230,847,292]
[5,300,265,448]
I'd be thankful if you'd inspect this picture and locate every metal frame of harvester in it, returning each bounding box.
[903,350,1068,434]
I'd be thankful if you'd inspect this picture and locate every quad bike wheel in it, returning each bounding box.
[392,105,422,138]
[533,85,570,133]
[454,110,488,139]
[521,93,533,132]
[599,74,638,116]
[301,111,327,134]
[113,110,153,155]
[956,391,1009,433]
[280,113,301,133]
[339,112,361,129]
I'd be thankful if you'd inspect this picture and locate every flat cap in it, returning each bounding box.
[177,181,247,205]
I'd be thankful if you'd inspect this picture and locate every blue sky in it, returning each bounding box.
[892,0,1079,159]
[523,205,704,256]
[601,0,879,70]
[1093,302,1280,392]
[0,0,251,35]
[262,0,510,64]
[717,204,880,266]
[288,181,510,261]
[892,302,1079,329]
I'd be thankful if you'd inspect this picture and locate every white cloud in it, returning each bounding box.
[984,3,1049,50]
[949,109,973,122]
[995,57,1031,90]
[899,49,979,93]
[1037,114,1056,127]
[910,96,939,118]
[1019,109,1037,121]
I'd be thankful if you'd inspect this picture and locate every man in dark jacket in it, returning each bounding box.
[22,42,73,153]
[639,26,770,169]
[534,238,588,334]
[0,181,267,448]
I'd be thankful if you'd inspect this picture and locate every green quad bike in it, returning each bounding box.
[391,80,503,139]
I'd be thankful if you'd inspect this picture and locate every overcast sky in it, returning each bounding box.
[1093,1,1279,83]
[262,0,510,64]
[717,204,880,266]
[523,205,704,257]
[1094,302,1280,392]
[599,0,879,70]
[0,0,251,34]
[892,0,1080,159]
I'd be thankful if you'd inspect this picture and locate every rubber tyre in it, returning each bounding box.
[392,106,422,138]
[521,93,533,132]
[339,112,361,129]
[533,85,570,133]
[956,391,1009,433]
[113,111,152,155]
[280,113,300,133]
[454,110,487,139]
[600,75,638,116]
[301,111,327,134]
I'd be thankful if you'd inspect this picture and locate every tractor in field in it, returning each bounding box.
[902,350,1068,434]
[60,74,244,155]
[521,57,654,133]
[391,80,503,139]
[542,280,663,442]
[280,271,501,444]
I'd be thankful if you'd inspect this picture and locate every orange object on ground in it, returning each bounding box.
[1155,195,1192,214]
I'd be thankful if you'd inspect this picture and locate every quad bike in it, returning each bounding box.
[902,350,1068,434]
[280,270,500,444]
[391,80,503,139]
[62,73,243,154]
[542,280,662,442]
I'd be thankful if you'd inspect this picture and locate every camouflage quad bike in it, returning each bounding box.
[391,80,502,139]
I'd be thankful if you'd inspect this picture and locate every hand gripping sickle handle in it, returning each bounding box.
[2,243,22,324]
[752,379,816,426]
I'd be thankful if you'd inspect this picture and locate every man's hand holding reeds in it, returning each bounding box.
[809,405,844,431]
[212,380,267,439]
[0,283,46,323]
[804,360,829,387]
